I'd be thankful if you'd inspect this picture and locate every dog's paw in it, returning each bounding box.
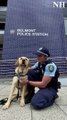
[20,100,25,107]
[2,102,10,110]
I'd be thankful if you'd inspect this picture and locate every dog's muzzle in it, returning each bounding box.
[21,60,26,67]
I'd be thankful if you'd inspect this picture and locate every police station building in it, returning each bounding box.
[0,0,67,60]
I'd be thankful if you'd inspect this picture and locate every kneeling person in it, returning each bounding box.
[19,47,60,109]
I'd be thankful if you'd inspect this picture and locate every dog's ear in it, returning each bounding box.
[15,59,19,66]
[18,57,23,65]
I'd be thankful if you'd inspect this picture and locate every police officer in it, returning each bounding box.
[19,47,60,109]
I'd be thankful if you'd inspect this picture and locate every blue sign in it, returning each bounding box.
[2,0,67,59]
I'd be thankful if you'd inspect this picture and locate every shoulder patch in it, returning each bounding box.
[48,65,54,72]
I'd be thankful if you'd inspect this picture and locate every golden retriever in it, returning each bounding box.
[2,56,30,110]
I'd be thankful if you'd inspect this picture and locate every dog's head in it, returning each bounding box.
[15,56,30,68]
[15,57,31,75]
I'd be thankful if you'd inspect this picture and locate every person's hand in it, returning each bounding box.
[19,78,28,86]
[28,67,32,70]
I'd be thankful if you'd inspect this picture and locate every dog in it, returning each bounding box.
[2,56,30,110]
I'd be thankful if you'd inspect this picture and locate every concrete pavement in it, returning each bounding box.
[0,78,67,120]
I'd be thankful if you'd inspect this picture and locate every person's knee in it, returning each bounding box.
[30,92,54,109]
[31,95,45,109]
[28,69,35,81]
[28,69,34,75]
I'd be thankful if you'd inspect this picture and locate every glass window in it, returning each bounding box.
[0,0,8,6]
[0,23,5,30]
[64,19,67,35]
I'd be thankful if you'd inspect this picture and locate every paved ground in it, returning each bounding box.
[0,77,67,120]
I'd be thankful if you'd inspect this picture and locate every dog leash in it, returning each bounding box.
[0,77,20,105]
[0,98,8,105]
[16,79,20,100]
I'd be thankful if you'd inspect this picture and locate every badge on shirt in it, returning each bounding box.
[48,65,54,72]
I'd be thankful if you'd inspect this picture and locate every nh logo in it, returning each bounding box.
[53,1,65,8]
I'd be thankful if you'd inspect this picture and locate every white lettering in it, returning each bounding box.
[53,1,65,8]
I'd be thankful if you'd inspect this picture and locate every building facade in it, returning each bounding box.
[0,0,67,59]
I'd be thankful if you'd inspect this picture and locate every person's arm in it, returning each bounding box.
[28,62,57,88]
[28,62,38,70]
[19,76,52,88]
[28,76,52,88]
